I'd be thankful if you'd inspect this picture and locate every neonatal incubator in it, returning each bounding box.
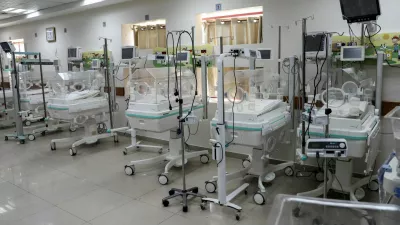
[205,68,293,205]
[18,70,50,126]
[48,70,117,156]
[124,67,209,185]
[298,76,381,201]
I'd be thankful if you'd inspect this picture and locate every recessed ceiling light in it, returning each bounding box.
[27,12,40,18]
[2,8,15,12]
[82,0,104,6]
[10,9,26,13]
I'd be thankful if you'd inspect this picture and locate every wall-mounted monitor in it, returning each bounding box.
[176,51,190,63]
[0,42,16,53]
[257,48,273,60]
[122,46,137,60]
[340,0,381,23]
[67,47,82,61]
[340,46,365,61]
[305,32,331,59]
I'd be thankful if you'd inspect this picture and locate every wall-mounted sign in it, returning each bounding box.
[216,3,222,11]
[46,27,56,42]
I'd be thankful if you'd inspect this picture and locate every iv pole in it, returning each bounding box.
[162,27,206,212]
[99,37,114,129]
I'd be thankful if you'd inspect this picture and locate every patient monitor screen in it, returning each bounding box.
[122,48,134,59]
[306,34,325,52]
[342,47,363,59]
[176,52,188,61]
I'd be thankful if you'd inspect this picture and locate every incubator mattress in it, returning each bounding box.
[47,96,109,120]
[126,103,204,133]
[211,102,291,147]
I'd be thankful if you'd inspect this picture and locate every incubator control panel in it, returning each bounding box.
[306,138,348,158]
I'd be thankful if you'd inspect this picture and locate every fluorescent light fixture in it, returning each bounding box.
[27,12,40,18]
[24,10,36,14]
[2,8,15,12]
[221,21,225,24]
[10,9,26,13]
[82,0,104,6]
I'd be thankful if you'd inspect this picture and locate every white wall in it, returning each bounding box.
[1,0,400,173]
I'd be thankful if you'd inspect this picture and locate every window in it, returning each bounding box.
[133,20,166,49]
[6,39,25,59]
[201,7,263,45]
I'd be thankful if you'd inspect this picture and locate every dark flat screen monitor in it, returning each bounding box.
[340,0,381,23]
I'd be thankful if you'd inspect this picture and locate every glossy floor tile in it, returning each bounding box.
[58,188,131,221]
[16,206,85,225]
[0,97,381,224]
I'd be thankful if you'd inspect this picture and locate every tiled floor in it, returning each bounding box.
[0,124,383,225]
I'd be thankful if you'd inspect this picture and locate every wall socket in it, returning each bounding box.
[103,22,106,27]
[64,28,67,33]
[145,14,149,20]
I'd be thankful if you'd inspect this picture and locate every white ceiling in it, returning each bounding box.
[0,0,81,20]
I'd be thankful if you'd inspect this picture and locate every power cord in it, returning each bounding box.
[214,141,224,167]
[226,56,238,146]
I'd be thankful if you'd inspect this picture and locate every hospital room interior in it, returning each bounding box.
[0,0,400,224]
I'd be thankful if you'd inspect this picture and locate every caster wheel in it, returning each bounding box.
[183,206,188,213]
[28,134,36,141]
[124,165,135,176]
[123,149,127,155]
[20,139,25,144]
[4,136,8,141]
[205,181,217,193]
[169,190,175,196]
[315,172,324,182]
[200,202,206,210]
[114,136,119,143]
[24,120,31,126]
[200,155,209,164]
[158,148,163,154]
[162,200,169,207]
[293,207,301,218]
[50,142,56,151]
[368,180,379,191]
[69,148,77,156]
[354,188,366,201]
[235,212,241,221]
[244,190,248,195]
[69,126,77,132]
[253,192,266,205]
[41,131,46,136]
[192,187,199,194]
[242,158,251,168]
[284,166,294,177]
[158,174,169,185]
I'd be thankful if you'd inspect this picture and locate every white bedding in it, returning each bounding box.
[66,90,100,101]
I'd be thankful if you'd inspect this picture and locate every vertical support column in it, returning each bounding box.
[103,38,114,129]
[12,53,23,136]
[289,56,296,129]
[216,54,227,204]
[376,52,384,116]
[301,18,307,155]
[201,55,208,120]
[278,26,282,87]
[38,53,47,118]
[0,53,6,109]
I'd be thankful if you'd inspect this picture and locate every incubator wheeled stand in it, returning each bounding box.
[50,115,118,156]
[124,127,209,185]
[122,128,163,155]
